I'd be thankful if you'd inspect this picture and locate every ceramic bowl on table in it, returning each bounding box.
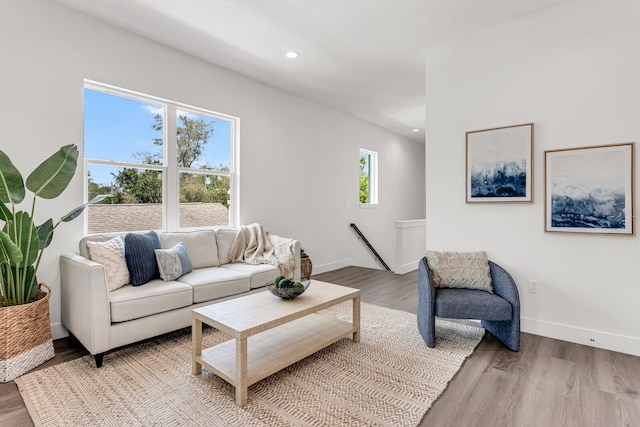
[266,278,311,300]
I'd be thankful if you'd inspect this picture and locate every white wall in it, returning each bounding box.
[394,220,426,274]
[425,0,640,356]
[0,0,425,339]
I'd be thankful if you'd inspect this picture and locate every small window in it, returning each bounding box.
[359,149,378,205]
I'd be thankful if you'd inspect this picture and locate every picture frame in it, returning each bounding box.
[544,142,635,235]
[466,123,534,203]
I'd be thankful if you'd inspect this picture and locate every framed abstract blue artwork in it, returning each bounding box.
[545,143,635,235]
[466,123,533,203]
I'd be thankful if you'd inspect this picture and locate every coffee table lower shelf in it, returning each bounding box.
[196,313,355,398]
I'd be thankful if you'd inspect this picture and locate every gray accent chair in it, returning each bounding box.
[417,256,520,351]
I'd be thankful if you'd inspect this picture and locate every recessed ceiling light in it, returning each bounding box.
[412,129,420,133]
[285,51,300,59]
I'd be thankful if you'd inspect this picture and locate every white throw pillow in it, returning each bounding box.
[160,230,219,268]
[425,251,493,293]
[216,228,238,265]
[86,236,130,291]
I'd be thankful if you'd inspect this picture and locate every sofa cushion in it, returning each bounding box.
[86,236,130,291]
[109,279,193,322]
[177,267,250,303]
[425,250,493,293]
[216,228,238,265]
[220,262,279,289]
[124,231,161,286]
[155,242,193,281]
[160,230,219,268]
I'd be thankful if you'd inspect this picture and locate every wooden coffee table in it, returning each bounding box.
[191,280,361,406]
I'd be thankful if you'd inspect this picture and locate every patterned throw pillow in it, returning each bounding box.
[154,242,193,281]
[425,251,493,293]
[86,236,130,291]
[124,231,161,286]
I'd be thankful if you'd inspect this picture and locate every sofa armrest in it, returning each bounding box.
[292,239,301,280]
[268,234,301,280]
[60,253,112,355]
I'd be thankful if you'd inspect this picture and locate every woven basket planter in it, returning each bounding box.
[0,283,55,383]
[301,257,312,280]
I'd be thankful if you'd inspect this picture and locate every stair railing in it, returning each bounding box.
[349,223,391,271]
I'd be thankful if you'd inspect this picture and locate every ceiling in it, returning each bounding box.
[53,0,575,142]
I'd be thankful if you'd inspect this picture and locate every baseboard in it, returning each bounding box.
[393,260,419,275]
[312,259,353,275]
[522,317,640,357]
[51,322,68,341]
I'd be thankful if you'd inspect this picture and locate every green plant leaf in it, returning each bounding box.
[0,263,12,305]
[61,194,110,222]
[37,219,54,249]
[0,229,23,265]
[2,264,37,304]
[4,211,38,266]
[22,265,38,301]
[0,150,25,204]
[25,144,78,200]
[0,202,11,222]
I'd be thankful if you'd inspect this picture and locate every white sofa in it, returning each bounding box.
[60,228,300,367]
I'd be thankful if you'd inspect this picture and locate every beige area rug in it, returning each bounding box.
[16,302,484,427]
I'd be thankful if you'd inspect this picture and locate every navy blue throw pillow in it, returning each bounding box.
[124,231,161,286]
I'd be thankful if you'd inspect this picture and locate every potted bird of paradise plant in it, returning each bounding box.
[0,144,106,382]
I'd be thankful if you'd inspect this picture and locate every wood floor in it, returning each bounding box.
[2,266,639,426]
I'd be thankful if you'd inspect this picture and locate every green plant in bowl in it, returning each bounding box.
[267,276,310,299]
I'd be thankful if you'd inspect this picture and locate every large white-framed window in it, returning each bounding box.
[83,81,238,234]
[359,148,378,206]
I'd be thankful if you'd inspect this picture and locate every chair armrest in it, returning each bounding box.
[486,261,521,351]
[489,261,520,310]
[418,257,436,302]
[417,257,437,347]
[60,253,112,355]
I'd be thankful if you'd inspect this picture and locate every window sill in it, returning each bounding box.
[359,204,379,209]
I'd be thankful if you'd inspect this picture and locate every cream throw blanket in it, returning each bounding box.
[228,223,296,277]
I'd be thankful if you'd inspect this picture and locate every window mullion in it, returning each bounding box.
[230,120,239,227]
[165,104,178,231]
[371,152,378,204]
